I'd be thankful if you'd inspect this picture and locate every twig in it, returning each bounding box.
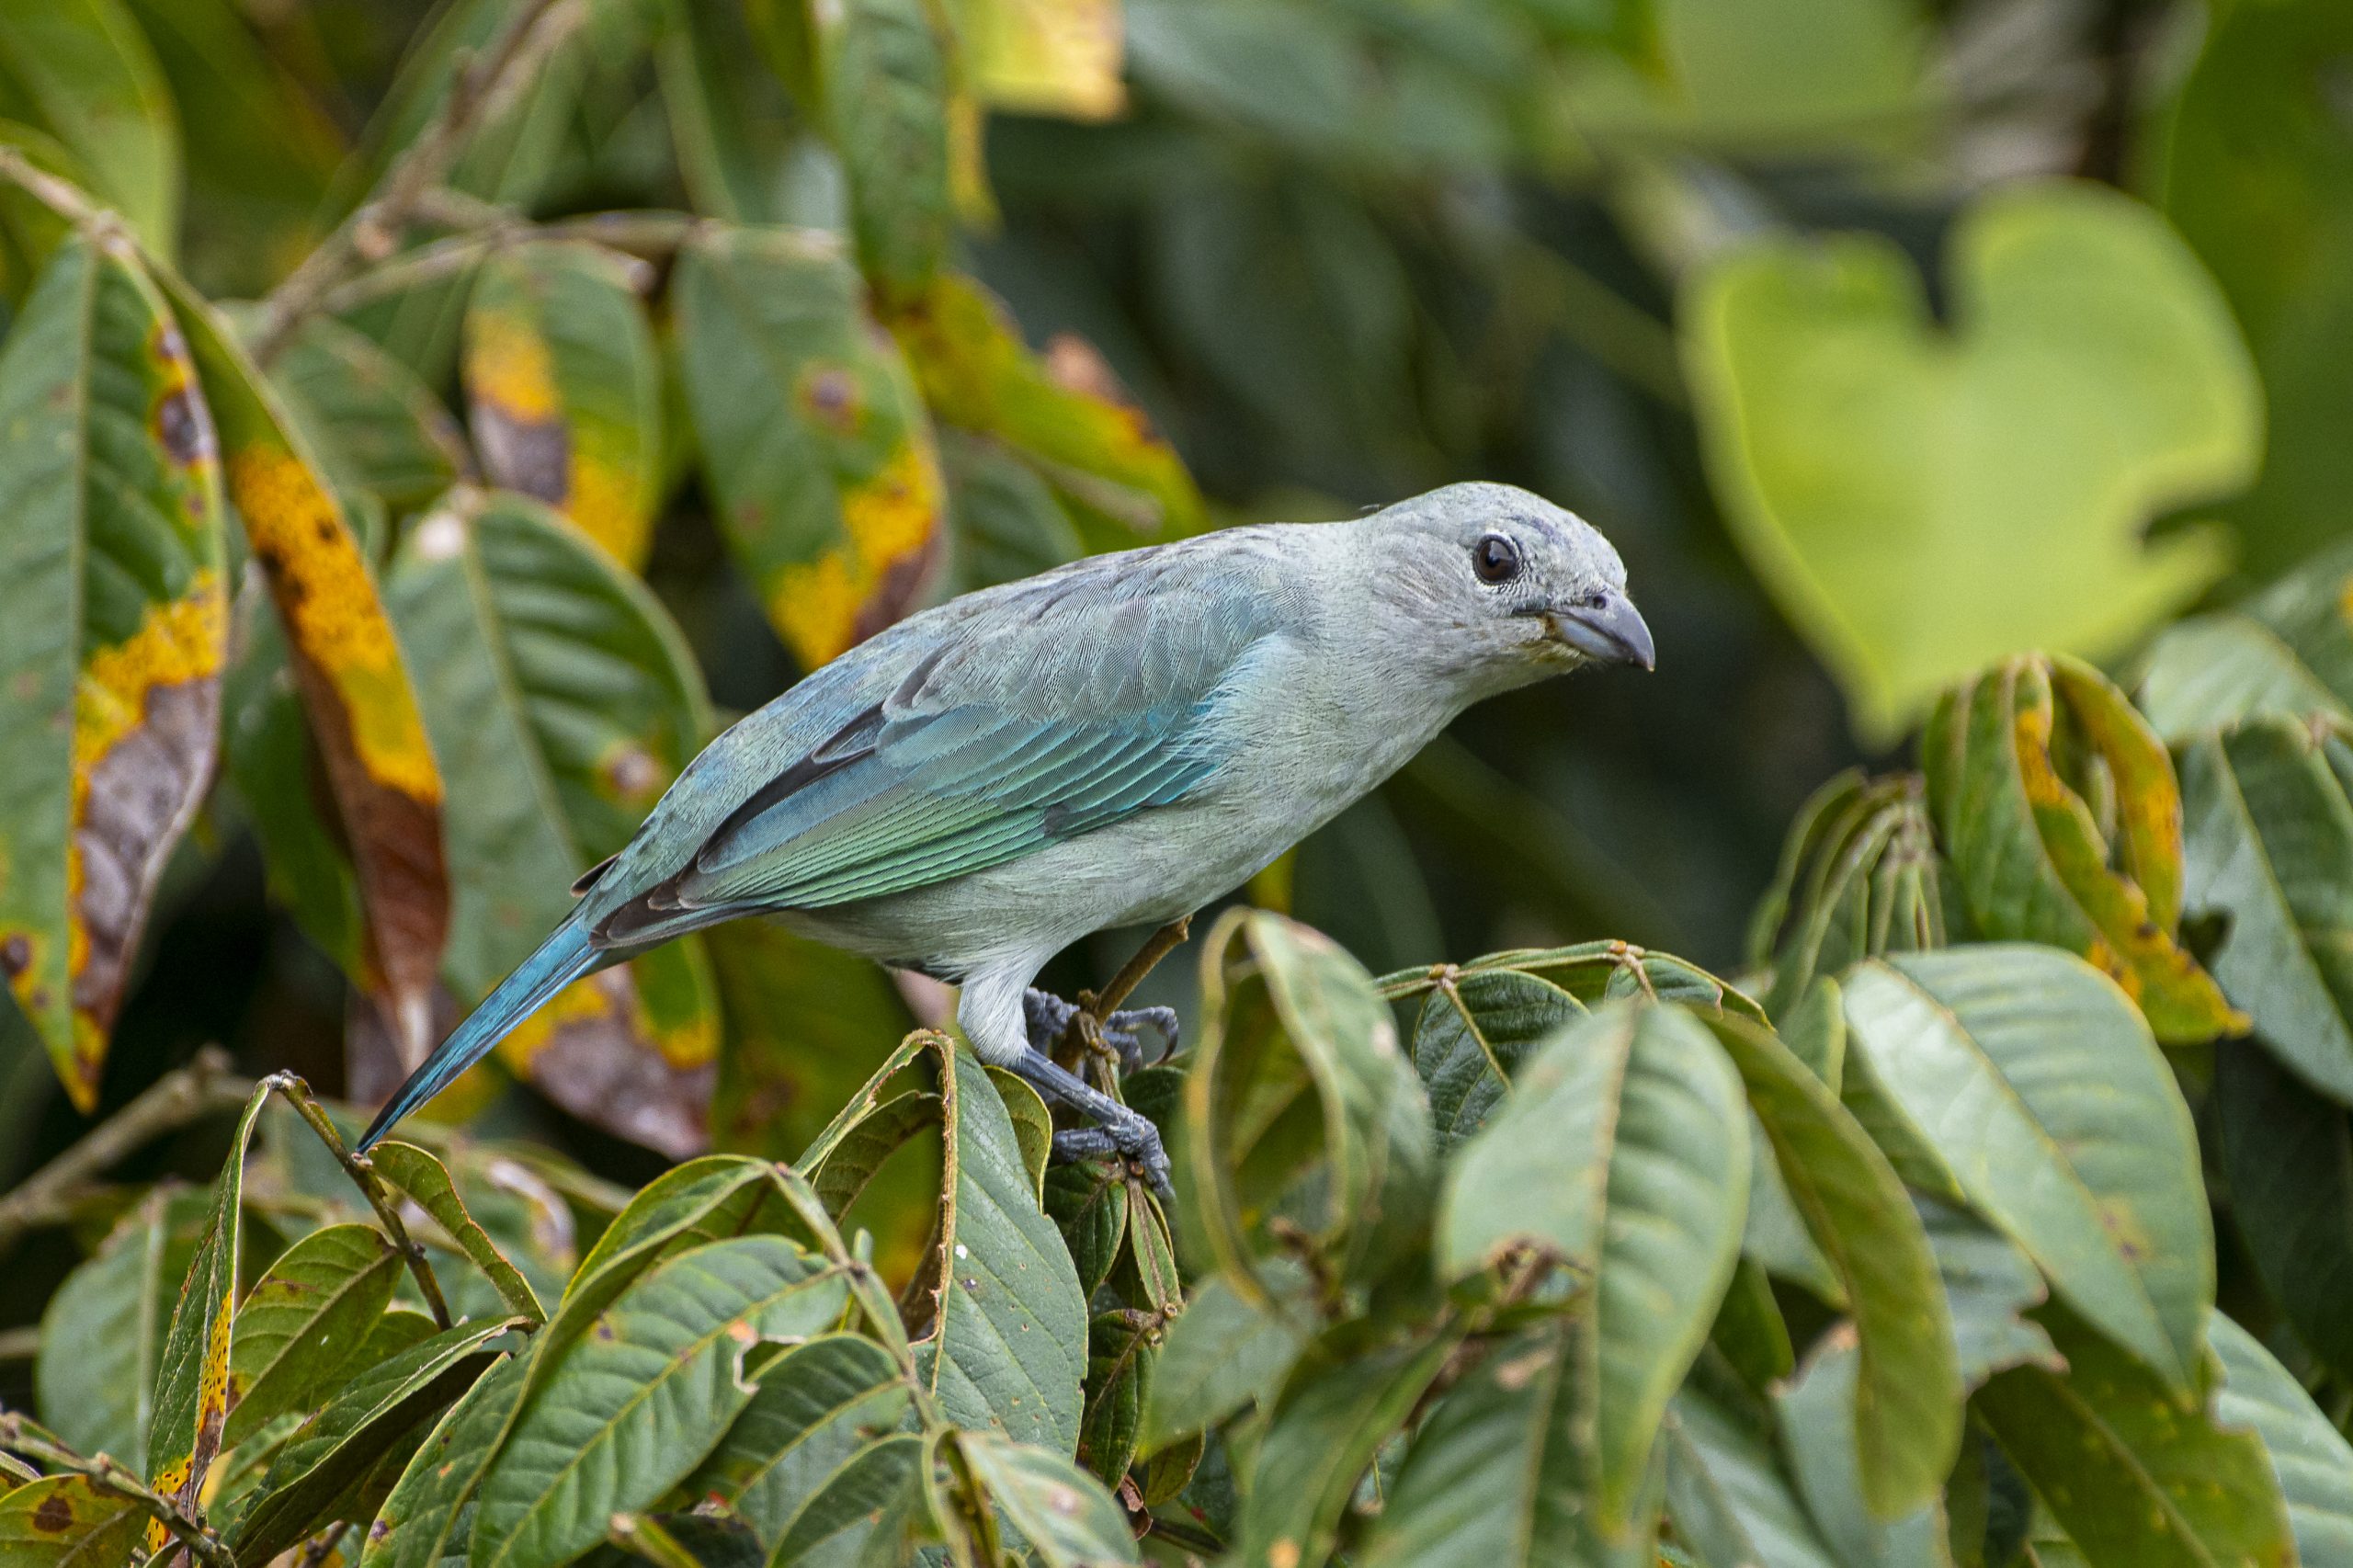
[0,1415,237,1568]
[1087,915,1192,1018]
[314,210,695,315]
[0,1327,40,1360]
[0,1048,253,1252]
[249,0,581,363]
[261,1074,453,1330]
[0,147,110,232]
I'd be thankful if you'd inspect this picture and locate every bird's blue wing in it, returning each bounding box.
[588,544,1289,941]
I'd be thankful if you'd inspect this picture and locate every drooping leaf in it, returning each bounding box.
[1683,180,2257,742]
[2209,1310,2353,1566]
[1913,1196,2059,1393]
[34,1187,208,1472]
[1437,1003,1748,1532]
[1077,1309,1155,1485]
[0,1474,144,1568]
[267,313,470,515]
[462,242,664,569]
[1841,947,2212,1395]
[1356,1317,1659,1568]
[2214,1045,2353,1381]
[1923,654,2239,1044]
[0,233,227,1109]
[806,0,951,300]
[144,1083,269,1546]
[1663,1381,1841,1568]
[957,1430,1140,1568]
[162,273,449,1071]
[1182,909,1435,1298]
[1406,967,1584,1149]
[223,1221,401,1445]
[891,272,1208,540]
[672,223,946,671]
[2177,717,2353,1103]
[1229,1321,1462,1568]
[386,487,718,1154]
[469,1234,849,1568]
[1772,1328,1950,1566]
[367,1141,548,1325]
[1974,1303,2293,1568]
[1708,1012,1958,1519]
[673,1334,912,1548]
[230,1315,520,1568]
[0,0,177,251]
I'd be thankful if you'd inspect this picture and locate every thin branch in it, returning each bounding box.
[1087,915,1192,1019]
[0,1326,40,1360]
[0,1048,254,1252]
[261,1074,453,1330]
[0,1415,237,1568]
[314,210,694,315]
[249,0,583,363]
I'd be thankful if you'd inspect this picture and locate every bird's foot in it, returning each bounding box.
[1006,1047,1174,1200]
[1021,987,1179,1074]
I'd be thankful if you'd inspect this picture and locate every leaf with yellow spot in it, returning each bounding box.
[673,224,948,669]
[0,232,226,1110]
[145,1078,271,1547]
[962,0,1125,120]
[158,270,451,1073]
[1923,653,2245,1045]
[385,488,720,1153]
[0,1474,146,1567]
[462,241,663,569]
[890,270,1206,541]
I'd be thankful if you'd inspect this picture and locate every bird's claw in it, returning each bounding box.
[1021,988,1180,1074]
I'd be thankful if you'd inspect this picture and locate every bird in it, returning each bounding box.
[357,481,1654,1192]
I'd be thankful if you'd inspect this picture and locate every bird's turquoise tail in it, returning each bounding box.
[358,918,597,1151]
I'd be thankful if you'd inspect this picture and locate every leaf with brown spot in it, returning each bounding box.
[462,242,663,569]
[1924,653,2244,1044]
[0,232,226,1110]
[159,271,450,1073]
[673,224,947,671]
[890,270,1207,542]
[0,1475,144,1568]
[383,487,718,1152]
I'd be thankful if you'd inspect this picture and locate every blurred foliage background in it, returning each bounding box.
[0,0,2344,1358]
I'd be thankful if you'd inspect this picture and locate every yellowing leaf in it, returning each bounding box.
[964,0,1125,120]
[1684,181,2259,743]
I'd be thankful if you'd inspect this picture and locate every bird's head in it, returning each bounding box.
[1361,482,1654,685]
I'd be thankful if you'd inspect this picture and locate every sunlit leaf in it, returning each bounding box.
[1684,181,2257,742]
[0,233,226,1109]
[963,0,1124,120]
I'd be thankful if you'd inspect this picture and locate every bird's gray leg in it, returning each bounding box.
[1003,1048,1173,1199]
[1022,988,1178,1074]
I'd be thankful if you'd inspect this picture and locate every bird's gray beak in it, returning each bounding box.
[1549,589,1655,670]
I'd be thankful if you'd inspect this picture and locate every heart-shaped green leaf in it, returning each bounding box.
[1684,180,2257,742]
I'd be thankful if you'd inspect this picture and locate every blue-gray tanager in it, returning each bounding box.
[358,482,1653,1188]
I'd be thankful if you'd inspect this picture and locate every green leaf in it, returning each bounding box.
[0,0,178,251]
[1682,180,2256,742]
[1135,1263,1311,1458]
[1356,1317,1659,1568]
[231,1314,521,1567]
[1439,1004,1747,1530]
[1408,967,1583,1149]
[34,1187,208,1471]
[1922,654,2240,1044]
[146,1083,270,1540]
[1841,947,2211,1394]
[1077,1309,1154,1485]
[267,314,469,515]
[654,0,803,227]
[386,486,717,1155]
[2214,1046,2353,1381]
[809,0,950,299]
[766,1434,926,1568]
[471,1235,847,1568]
[2209,1310,2353,1565]
[910,1040,1088,1453]
[1230,1322,1461,1568]
[674,1334,911,1548]
[1708,1012,1958,1519]
[1914,1197,2060,1392]
[0,232,228,1110]
[463,242,665,570]
[1663,1381,1840,1568]
[1748,773,1948,1023]
[223,1221,401,1445]
[1772,1329,1950,1567]
[368,1141,548,1325]
[938,430,1086,594]
[0,1475,144,1568]
[359,1349,529,1568]
[672,223,946,671]
[1182,909,1434,1297]
[1042,1161,1129,1301]
[2177,717,2353,1103]
[958,1430,1140,1568]
[2138,614,2352,744]
[1974,1304,2293,1568]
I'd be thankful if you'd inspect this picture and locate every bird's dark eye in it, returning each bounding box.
[1472,533,1522,585]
